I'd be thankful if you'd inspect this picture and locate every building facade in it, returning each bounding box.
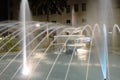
[32,0,87,27]
[9,0,120,28]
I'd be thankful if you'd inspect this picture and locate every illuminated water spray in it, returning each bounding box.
[102,24,108,80]
[20,0,32,75]
[98,0,114,79]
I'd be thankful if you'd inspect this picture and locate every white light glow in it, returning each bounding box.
[33,53,46,59]
[22,66,30,76]
[77,49,87,53]
[36,24,40,27]
[0,38,2,40]
[77,49,88,60]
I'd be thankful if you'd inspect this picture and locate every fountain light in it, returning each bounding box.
[0,37,2,40]
[22,66,30,76]
[35,23,40,27]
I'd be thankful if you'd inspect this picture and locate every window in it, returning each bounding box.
[74,4,78,12]
[82,3,86,11]
[51,21,56,23]
[66,20,71,24]
[66,5,70,13]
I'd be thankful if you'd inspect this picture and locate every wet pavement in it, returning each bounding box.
[0,48,120,80]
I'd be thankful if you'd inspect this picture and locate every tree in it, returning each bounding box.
[29,0,67,21]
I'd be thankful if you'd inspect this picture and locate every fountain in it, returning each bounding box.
[0,21,119,80]
[1,21,120,80]
[0,0,120,80]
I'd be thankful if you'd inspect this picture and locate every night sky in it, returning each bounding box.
[0,0,8,21]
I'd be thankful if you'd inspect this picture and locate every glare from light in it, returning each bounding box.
[22,66,30,76]
[77,48,87,60]
[36,23,40,27]
[0,37,2,40]
[77,48,87,53]
[32,53,46,59]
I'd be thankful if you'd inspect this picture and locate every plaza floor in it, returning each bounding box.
[0,48,120,80]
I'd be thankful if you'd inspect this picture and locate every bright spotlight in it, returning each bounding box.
[22,67,30,76]
[0,37,2,40]
[36,23,40,27]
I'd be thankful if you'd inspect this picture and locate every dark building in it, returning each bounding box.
[0,0,8,21]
